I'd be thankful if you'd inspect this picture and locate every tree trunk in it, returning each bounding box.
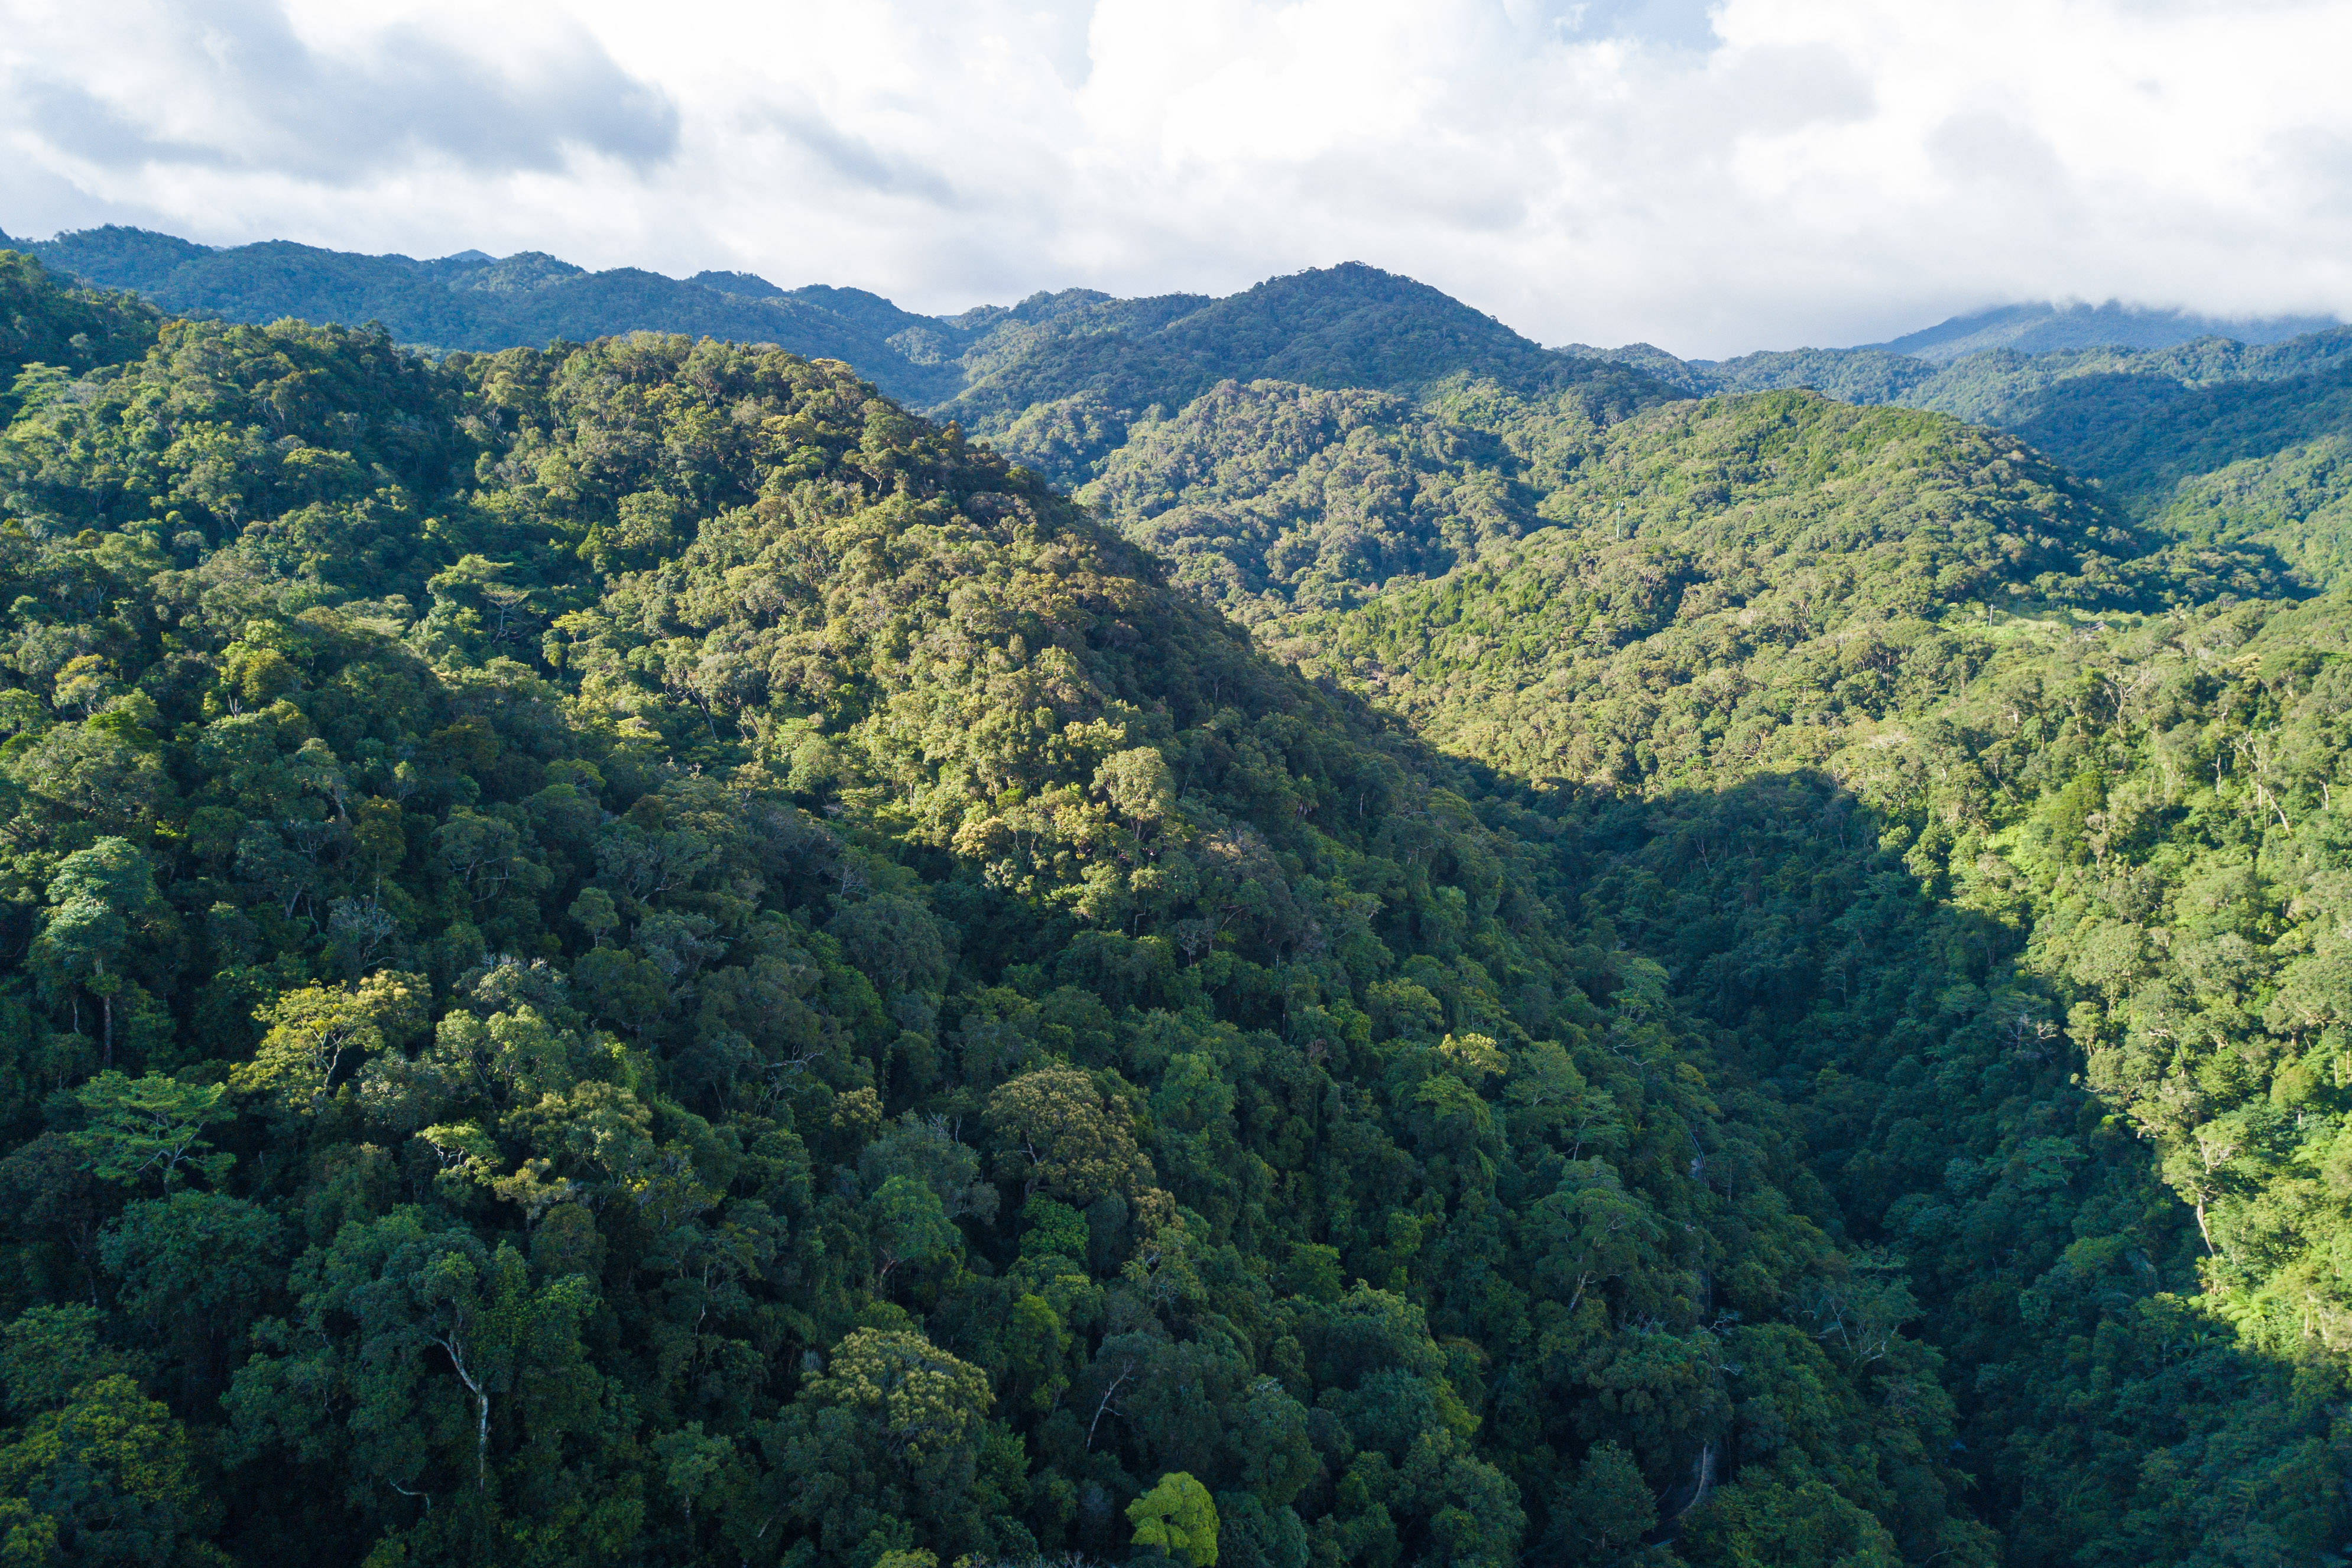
[437,1335,491,1489]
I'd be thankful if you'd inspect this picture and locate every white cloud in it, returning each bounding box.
[1,0,2347,355]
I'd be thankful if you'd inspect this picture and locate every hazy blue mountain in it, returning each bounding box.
[1562,299,2347,408]
[1565,315,2352,408]
[1870,298,2340,362]
[1555,340,1939,404]
[28,223,216,291]
[687,269,784,297]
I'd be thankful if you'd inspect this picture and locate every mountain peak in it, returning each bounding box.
[690,269,783,298]
[28,224,218,292]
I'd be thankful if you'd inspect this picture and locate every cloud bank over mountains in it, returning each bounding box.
[3,0,2348,356]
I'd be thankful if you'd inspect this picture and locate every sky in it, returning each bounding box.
[2,0,2349,357]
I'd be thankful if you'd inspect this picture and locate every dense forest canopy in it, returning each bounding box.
[0,242,2347,1568]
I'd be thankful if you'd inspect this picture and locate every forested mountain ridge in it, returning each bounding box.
[932,265,1670,493]
[1576,326,2352,592]
[20,224,974,406]
[1274,388,2291,757]
[1074,376,2293,658]
[18,228,1673,486]
[0,248,2017,1566]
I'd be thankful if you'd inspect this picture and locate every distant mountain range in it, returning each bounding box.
[0,225,1659,462]
[9,222,2337,411]
[9,218,2352,586]
[1867,299,2338,362]
[1552,301,2341,375]
[1,222,980,404]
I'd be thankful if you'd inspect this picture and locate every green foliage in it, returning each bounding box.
[0,1373,223,1566]
[0,1307,142,1416]
[1128,1470,1218,1565]
[1549,1440,1653,1563]
[984,1067,1152,1205]
[232,973,427,1116]
[0,251,158,417]
[71,1074,234,1190]
[870,1175,958,1284]
[32,839,171,1067]
[1082,381,1539,622]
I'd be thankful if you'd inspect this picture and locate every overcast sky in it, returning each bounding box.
[3,0,2348,356]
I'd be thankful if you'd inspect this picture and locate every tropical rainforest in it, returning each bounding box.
[0,235,2348,1568]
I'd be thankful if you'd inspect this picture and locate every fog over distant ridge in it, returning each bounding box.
[3,0,2348,358]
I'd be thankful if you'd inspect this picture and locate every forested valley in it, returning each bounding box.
[1,241,2347,1568]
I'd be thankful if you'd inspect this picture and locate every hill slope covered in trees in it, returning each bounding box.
[1582,329,2352,590]
[0,249,2026,1567]
[0,244,2347,1568]
[1117,384,2352,1568]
